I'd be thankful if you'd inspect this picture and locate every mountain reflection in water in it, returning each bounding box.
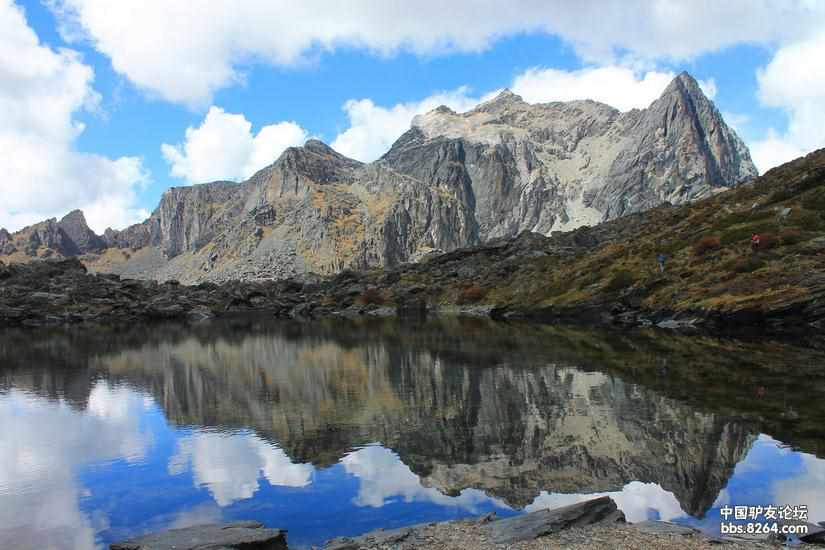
[1,318,824,549]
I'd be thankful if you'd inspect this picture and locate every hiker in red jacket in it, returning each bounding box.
[751,233,761,253]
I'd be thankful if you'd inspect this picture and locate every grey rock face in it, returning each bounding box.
[401,71,756,239]
[57,210,105,254]
[596,73,757,219]
[0,210,104,257]
[0,228,12,255]
[4,72,756,283]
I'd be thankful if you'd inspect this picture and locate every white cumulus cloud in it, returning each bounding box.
[511,66,716,111]
[168,431,313,507]
[0,0,149,233]
[161,106,308,184]
[751,31,825,172]
[526,482,686,523]
[331,87,481,162]
[48,1,825,106]
[0,384,152,550]
[342,445,507,512]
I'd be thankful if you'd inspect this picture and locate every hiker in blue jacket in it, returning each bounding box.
[657,253,666,273]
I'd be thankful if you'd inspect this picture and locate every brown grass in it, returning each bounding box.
[780,228,806,246]
[361,287,385,305]
[457,285,486,305]
[692,235,721,256]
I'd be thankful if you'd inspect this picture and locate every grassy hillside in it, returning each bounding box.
[326,148,825,329]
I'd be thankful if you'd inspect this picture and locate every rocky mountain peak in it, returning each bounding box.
[475,88,525,113]
[273,138,362,186]
[432,105,456,115]
[663,71,705,98]
[303,138,342,156]
[278,139,360,167]
[57,209,105,254]
[3,70,760,284]
[595,70,758,218]
[59,209,88,227]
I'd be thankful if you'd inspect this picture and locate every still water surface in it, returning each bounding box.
[1,318,824,549]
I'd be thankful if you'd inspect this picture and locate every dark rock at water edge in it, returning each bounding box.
[482,496,625,544]
[109,520,287,549]
[323,497,624,549]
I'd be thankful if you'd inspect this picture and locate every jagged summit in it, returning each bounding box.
[271,138,362,188]
[277,139,360,167]
[665,70,704,95]
[302,138,343,156]
[432,105,455,115]
[475,88,525,111]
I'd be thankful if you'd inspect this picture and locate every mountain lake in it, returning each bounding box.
[1,317,823,549]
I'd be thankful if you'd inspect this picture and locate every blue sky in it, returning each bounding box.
[2,0,824,232]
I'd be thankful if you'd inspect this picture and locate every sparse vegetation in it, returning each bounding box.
[720,227,754,246]
[802,188,825,211]
[786,210,824,230]
[605,270,636,292]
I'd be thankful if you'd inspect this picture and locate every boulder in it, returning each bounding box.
[109,520,287,550]
[482,496,624,544]
[324,527,413,550]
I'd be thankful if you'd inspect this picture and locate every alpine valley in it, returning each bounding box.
[0,72,757,284]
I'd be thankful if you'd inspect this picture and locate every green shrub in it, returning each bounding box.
[720,226,754,246]
[658,235,695,255]
[716,208,773,229]
[793,173,825,194]
[768,173,825,204]
[802,189,825,211]
[605,270,636,292]
[768,188,796,204]
[692,235,722,256]
[786,210,824,230]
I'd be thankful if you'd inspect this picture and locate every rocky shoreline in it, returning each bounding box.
[1,254,823,334]
[108,497,809,549]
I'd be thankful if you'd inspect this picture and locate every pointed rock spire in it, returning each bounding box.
[661,71,708,102]
[57,208,105,253]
